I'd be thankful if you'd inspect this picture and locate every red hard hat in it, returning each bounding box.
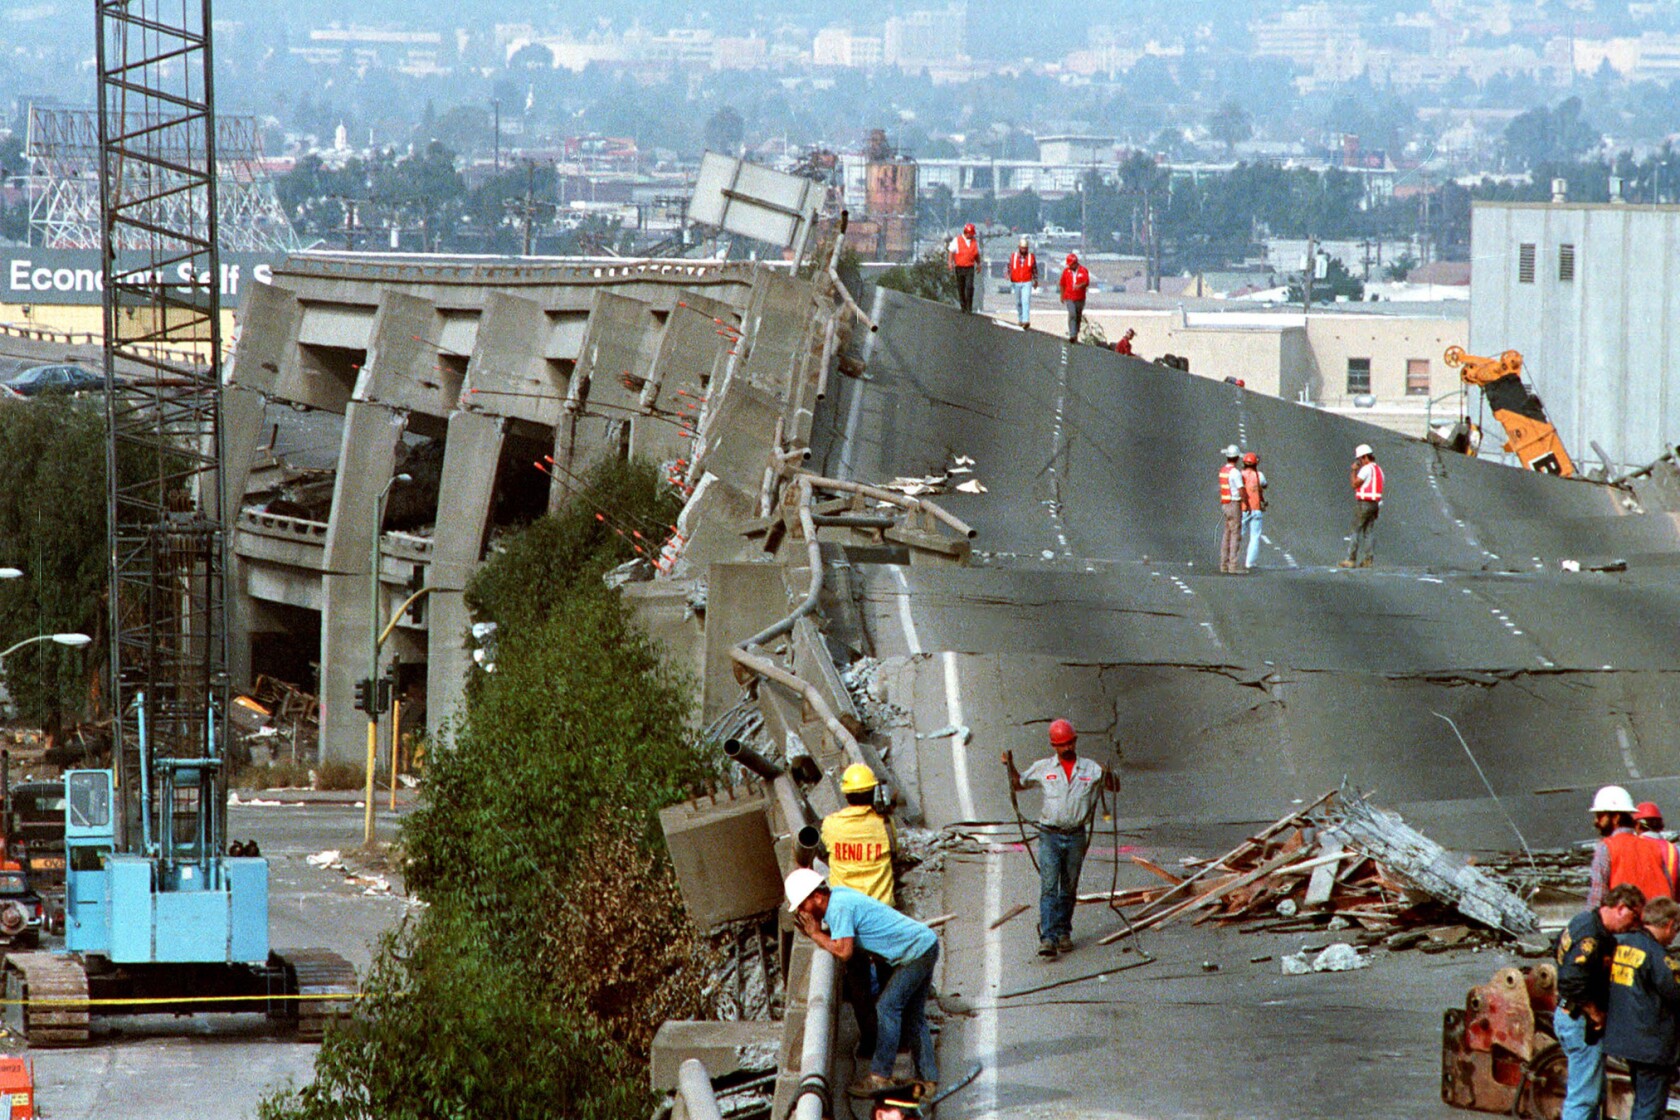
[1065,253,1078,266]
[1048,719,1077,746]
[1636,801,1664,821]
[963,223,976,235]
[1242,452,1259,466]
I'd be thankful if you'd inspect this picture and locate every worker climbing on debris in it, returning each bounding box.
[1218,445,1245,574]
[949,223,980,314]
[1059,252,1089,343]
[1008,236,1039,330]
[1554,882,1646,1120]
[1002,719,1119,958]
[1338,443,1383,569]
[819,763,899,1064]
[1588,785,1676,906]
[1112,327,1136,356]
[1604,894,1680,1120]
[785,868,939,1098]
[1240,450,1268,572]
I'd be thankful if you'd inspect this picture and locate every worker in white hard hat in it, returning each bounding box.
[1338,442,1384,569]
[1588,784,1677,907]
[785,869,939,1097]
[1217,445,1245,573]
[819,763,898,1067]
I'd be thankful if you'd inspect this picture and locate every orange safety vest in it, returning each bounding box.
[1355,462,1385,502]
[1218,463,1243,504]
[1241,467,1265,511]
[1606,830,1675,902]
[950,235,980,268]
[1008,250,1036,283]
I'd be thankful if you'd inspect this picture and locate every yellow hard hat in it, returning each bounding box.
[840,764,878,793]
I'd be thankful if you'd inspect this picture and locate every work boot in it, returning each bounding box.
[847,1074,897,1099]
[1056,935,1074,953]
[1359,557,1373,568]
[1337,559,1357,568]
[1038,938,1058,958]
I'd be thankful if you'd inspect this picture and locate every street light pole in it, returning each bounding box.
[0,632,93,668]
[364,473,411,847]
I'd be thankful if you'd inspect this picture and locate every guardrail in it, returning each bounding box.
[278,253,761,289]
[237,509,328,541]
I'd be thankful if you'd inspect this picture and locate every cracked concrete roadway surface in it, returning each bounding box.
[808,291,1680,1117]
[28,798,412,1120]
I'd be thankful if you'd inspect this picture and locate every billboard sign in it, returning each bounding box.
[0,249,281,307]
[689,151,821,256]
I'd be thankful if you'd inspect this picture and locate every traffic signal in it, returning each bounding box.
[354,677,374,714]
[405,566,426,624]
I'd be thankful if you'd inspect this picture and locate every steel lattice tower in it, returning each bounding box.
[97,0,229,848]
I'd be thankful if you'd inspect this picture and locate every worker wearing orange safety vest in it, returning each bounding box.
[1217,445,1245,573]
[1059,253,1089,343]
[948,223,980,313]
[1008,236,1039,329]
[820,763,898,1067]
[1240,451,1268,571]
[1589,786,1677,906]
[1339,442,1384,569]
[1636,802,1680,892]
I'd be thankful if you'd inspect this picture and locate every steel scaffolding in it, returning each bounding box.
[97,0,230,845]
[30,105,298,252]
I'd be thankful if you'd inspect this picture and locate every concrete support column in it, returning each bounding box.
[426,410,506,745]
[317,401,405,765]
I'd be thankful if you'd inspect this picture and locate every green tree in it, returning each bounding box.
[1503,97,1600,170]
[875,248,961,305]
[1207,100,1252,154]
[703,106,745,154]
[1288,254,1365,304]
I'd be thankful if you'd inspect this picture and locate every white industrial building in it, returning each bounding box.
[1469,200,1680,472]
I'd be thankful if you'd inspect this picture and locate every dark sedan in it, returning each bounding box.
[1,364,109,398]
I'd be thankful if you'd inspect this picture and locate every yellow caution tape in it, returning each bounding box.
[0,991,363,1007]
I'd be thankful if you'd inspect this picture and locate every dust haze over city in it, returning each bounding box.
[7,0,1680,1118]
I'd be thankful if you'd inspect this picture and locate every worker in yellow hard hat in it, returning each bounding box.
[819,762,899,1072]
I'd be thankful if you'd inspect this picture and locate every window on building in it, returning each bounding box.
[1347,357,1371,394]
[1518,243,1536,283]
[1559,243,1575,282]
[1406,358,1430,396]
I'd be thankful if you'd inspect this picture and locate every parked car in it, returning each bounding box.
[9,781,65,893]
[0,364,109,398]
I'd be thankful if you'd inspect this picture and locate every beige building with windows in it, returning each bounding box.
[1084,301,1469,438]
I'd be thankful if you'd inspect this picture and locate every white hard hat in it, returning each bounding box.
[1222,444,1240,459]
[784,867,826,911]
[1590,785,1638,815]
[1354,443,1374,458]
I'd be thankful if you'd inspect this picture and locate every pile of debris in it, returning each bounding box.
[1096,790,1539,949]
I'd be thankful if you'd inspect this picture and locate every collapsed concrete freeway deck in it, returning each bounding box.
[804,290,1680,1117]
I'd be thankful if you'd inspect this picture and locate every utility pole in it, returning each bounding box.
[503,159,553,256]
[1302,233,1316,314]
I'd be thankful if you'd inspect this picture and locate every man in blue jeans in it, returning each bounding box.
[1003,718,1120,958]
[1555,882,1645,1120]
[785,868,939,1098]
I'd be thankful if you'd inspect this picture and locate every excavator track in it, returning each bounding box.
[3,952,89,1047]
[274,948,357,1042]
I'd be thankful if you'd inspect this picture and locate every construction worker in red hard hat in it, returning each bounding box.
[1240,451,1268,572]
[1059,252,1090,343]
[1002,719,1120,958]
[1635,801,1680,900]
[1588,785,1676,906]
[948,222,981,313]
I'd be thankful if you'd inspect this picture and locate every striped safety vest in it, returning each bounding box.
[1356,462,1385,502]
[1219,464,1243,503]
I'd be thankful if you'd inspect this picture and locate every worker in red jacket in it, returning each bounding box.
[1059,252,1089,343]
[948,223,980,313]
[1113,328,1136,355]
[1008,236,1039,329]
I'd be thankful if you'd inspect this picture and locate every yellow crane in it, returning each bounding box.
[1443,347,1574,477]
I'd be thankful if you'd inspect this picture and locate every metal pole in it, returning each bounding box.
[792,950,838,1120]
[389,695,401,813]
[677,1059,725,1120]
[364,476,400,847]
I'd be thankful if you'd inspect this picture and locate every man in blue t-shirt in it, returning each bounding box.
[786,868,939,1097]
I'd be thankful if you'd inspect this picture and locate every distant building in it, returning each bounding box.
[1470,200,1680,473]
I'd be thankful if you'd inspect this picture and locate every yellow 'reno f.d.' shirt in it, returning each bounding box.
[821,805,896,906]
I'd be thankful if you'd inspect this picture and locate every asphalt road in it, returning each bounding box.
[808,290,1680,1118]
[27,797,412,1120]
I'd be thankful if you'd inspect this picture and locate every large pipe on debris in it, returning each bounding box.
[815,316,837,402]
[741,478,823,649]
[793,950,840,1120]
[729,646,920,824]
[795,824,822,868]
[677,1059,725,1120]
[811,513,897,529]
[799,472,977,540]
[828,211,877,334]
[723,738,783,780]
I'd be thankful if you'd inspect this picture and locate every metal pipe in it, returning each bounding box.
[729,646,919,823]
[815,316,837,402]
[799,472,977,540]
[741,479,822,649]
[811,512,896,529]
[676,1059,725,1120]
[828,210,876,334]
[793,950,839,1120]
[723,737,783,780]
[795,824,822,868]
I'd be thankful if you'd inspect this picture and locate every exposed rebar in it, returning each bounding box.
[798,472,977,540]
